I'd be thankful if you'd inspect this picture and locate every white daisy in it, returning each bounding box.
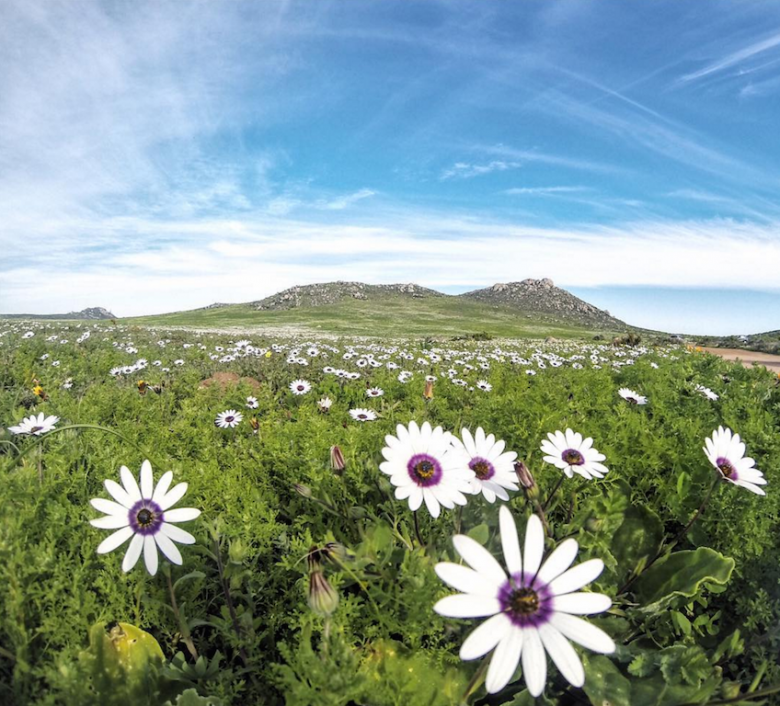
[8,412,59,436]
[379,421,472,518]
[318,397,333,412]
[246,396,259,409]
[434,507,614,696]
[449,428,519,502]
[696,384,719,401]
[290,379,312,395]
[540,430,609,480]
[704,427,767,496]
[90,460,201,576]
[366,387,384,398]
[349,408,377,422]
[476,380,493,392]
[618,387,647,405]
[215,409,243,428]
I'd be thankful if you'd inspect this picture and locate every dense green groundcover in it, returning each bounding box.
[1,322,779,706]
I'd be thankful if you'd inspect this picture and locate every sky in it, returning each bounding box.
[1,0,779,335]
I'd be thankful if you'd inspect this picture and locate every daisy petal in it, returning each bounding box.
[453,535,507,586]
[549,559,604,596]
[143,534,159,575]
[459,613,512,661]
[485,627,523,694]
[122,533,144,572]
[536,539,578,585]
[522,627,547,697]
[140,460,154,499]
[523,514,545,581]
[90,498,129,518]
[159,523,196,544]
[159,482,188,511]
[538,623,585,688]
[549,613,615,653]
[553,592,612,615]
[499,505,522,575]
[435,563,502,597]
[155,532,183,564]
[96,525,134,554]
[433,594,501,618]
[90,514,131,529]
[120,466,142,502]
[104,479,135,508]
[152,471,174,504]
[164,507,201,523]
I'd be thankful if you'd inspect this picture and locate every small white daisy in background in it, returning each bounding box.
[366,387,384,398]
[397,371,413,384]
[425,374,437,382]
[246,396,259,409]
[349,408,377,422]
[8,412,60,436]
[525,370,536,376]
[434,506,614,696]
[379,421,472,518]
[22,331,34,339]
[90,460,201,576]
[62,378,73,389]
[650,362,659,369]
[290,379,312,395]
[449,427,518,502]
[318,397,333,412]
[540,429,609,480]
[704,427,767,495]
[174,359,185,367]
[618,387,647,405]
[215,409,243,428]
[696,384,719,401]
[476,380,492,392]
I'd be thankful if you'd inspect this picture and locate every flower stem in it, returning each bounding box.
[166,569,198,660]
[460,656,490,704]
[413,510,425,549]
[679,682,780,705]
[542,475,565,512]
[213,537,250,668]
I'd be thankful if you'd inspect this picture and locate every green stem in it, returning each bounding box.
[461,656,490,704]
[542,475,565,512]
[413,511,425,549]
[680,683,780,705]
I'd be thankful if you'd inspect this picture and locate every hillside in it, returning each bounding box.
[123,280,630,338]
[461,279,624,328]
[0,307,115,321]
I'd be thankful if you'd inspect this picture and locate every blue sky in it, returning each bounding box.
[1,0,779,334]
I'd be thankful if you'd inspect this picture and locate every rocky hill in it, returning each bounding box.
[460,279,623,327]
[1,307,116,320]
[252,281,443,311]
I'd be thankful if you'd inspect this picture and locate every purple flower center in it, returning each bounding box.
[562,449,584,466]
[716,457,738,479]
[498,573,553,627]
[469,456,495,480]
[30,426,43,433]
[225,416,234,423]
[128,499,164,535]
[407,453,443,487]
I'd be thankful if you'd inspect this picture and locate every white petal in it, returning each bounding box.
[459,613,512,661]
[164,507,201,523]
[499,505,522,575]
[433,594,501,618]
[408,487,424,511]
[152,471,174,504]
[549,559,604,596]
[522,628,547,697]
[90,498,129,518]
[140,460,154,499]
[423,489,441,518]
[159,523,196,544]
[523,514,545,581]
[453,535,507,586]
[143,534,159,575]
[536,539,578,585]
[549,613,615,653]
[96,526,134,554]
[485,627,523,694]
[435,563,501,597]
[120,466,142,502]
[155,532,183,564]
[553,592,612,615]
[122,533,144,571]
[159,482,188,511]
[104,479,135,508]
[538,623,584,687]
[90,514,131,529]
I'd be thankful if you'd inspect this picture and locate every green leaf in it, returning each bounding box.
[466,523,489,545]
[582,655,632,706]
[611,504,664,583]
[634,547,735,609]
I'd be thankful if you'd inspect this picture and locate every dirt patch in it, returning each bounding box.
[199,371,263,391]
[702,347,780,374]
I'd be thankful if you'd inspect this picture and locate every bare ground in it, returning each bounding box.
[702,347,780,374]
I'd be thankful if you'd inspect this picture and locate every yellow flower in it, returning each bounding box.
[265,351,272,358]
[33,385,45,398]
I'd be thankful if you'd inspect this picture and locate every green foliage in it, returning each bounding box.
[1,322,779,705]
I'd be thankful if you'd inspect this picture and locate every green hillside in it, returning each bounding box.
[123,294,623,339]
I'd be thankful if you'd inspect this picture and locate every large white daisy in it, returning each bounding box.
[379,421,472,518]
[290,379,312,395]
[435,507,614,696]
[704,426,767,496]
[215,409,242,428]
[618,387,647,405]
[449,427,519,502]
[540,429,609,480]
[90,460,201,576]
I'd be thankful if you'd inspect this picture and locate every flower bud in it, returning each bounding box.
[249,417,260,434]
[423,380,434,400]
[137,380,148,395]
[347,506,366,520]
[308,570,339,617]
[515,461,539,500]
[330,445,346,475]
[294,483,312,499]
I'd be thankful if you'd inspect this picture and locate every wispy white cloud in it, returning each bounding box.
[680,30,780,83]
[504,186,591,196]
[440,161,521,180]
[317,188,376,210]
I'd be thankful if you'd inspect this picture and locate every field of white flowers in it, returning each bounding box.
[1,321,779,706]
